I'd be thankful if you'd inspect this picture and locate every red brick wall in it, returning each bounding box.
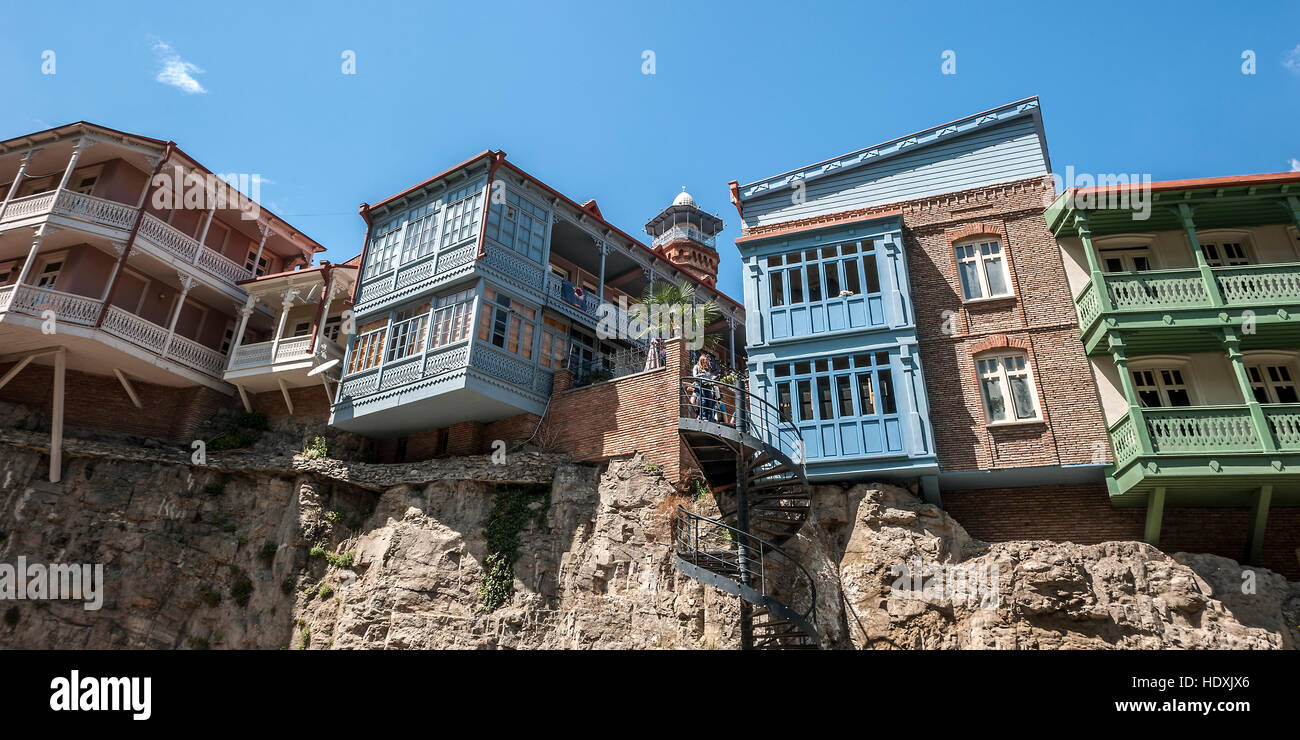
[0,362,235,441]
[542,337,690,481]
[943,484,1300,579]
[248,385,333,421]
[899,176,1111,473]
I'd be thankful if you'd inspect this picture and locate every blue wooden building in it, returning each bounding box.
[330,150,744,438]
[728,98,1055,496]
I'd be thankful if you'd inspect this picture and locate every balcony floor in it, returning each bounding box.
[1106,457,1300,507]
[0,313,231,393]
[330,374,542,438]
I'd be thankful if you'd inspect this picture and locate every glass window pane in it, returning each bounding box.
[844,260,862,294]
[983,376,1006,421]
[960,261,983,299]
[817,377,833,420]
[863,254,881,294]
[797,380,813,421]
[856,373,876,414]
[789,267,805,303]
[879,369,897,414]
[1137,389,1163,408]
[770,271,785,307]
[1166,388,1191,406]
[777,382,793,422]
[807,263,822,301]
[836,375,854,417]
[985,256,1008,295]
[825,261,841,297]
[1010,376,1035,419]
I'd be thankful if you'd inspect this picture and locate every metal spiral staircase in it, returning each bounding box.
[676,376,820,650]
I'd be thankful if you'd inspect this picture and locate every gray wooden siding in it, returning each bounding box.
[742,117,1048,228]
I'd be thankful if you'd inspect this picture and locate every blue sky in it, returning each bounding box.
[2,0,1297,300]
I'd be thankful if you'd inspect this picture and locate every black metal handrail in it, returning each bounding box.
[675,505,818,634]
[679,376,806,474]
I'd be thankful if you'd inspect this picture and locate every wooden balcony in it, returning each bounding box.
[0,283,227,379]
[1106,403,1300,503]
[1076,263,1300,354]
[0,188,256,292]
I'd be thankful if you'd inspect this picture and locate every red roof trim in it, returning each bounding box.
[1069,171,1300,197]
[368,150,497,211]
[735,208,903,245]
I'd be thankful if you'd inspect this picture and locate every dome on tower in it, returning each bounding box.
[672,188,696,207]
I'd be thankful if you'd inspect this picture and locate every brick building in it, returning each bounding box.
[728,97,1299,577]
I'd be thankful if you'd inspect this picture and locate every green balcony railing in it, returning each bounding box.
[1109,403,1300,467]
[1215,264,1300,305]
[1075,263,1300,331]
[1265,404,1300,448]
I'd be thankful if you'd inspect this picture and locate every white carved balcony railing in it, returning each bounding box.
[53,190,137,230]
[101,305,170,353]
[226,335,324,372]
[0,191,59,225]
[138,213,200,262]
[166,333,227,377]
[196,245,253,284]
[0,285,104,326]
[229,340,274,370]
[0,284,13,312]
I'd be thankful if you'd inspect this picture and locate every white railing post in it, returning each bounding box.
[55,137,91,192]
[270,286,300,362]
[162,273,194,358]
[251,223,272,277]
[12,225,50,289]
[0,148,39,222]
[193,197,218,265]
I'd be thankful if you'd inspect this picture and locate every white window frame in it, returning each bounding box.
[32,253,67,289]
[1128,357,1199,408]
[954,238,1013,301]
[1243,351,1300,404]
[1196,229,1256,267]
[975,351,1041,424]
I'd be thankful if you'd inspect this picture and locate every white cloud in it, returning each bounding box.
[153,41,206,94]
[1284,45,1300,74]
[1290,158,1300,172]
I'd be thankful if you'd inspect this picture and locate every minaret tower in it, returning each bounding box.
[645,187,725,286]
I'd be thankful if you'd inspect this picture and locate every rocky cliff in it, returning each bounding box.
[0,422,1294,650]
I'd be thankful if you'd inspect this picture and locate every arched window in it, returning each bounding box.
[1243,351,1300,404]
[1093,234,1156,273]
[954,237,1012,300]
[1127,357,1197,408]
[1195,229,1256,267]
[975,350,1039,422]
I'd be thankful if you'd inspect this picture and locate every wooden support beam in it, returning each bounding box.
[112,368,143,409]
[236,384,253,414]
[1143,486,1165,546]
[278,377,294,415]
[0,345,64,365]
[319,374,333,405]
[50,347,65,483]
[0,354,35,392]
[1244,485,1273,566]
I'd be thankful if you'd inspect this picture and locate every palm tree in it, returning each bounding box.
[636,280,724,356]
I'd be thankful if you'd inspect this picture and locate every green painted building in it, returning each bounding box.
[1047,172,1300,564]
